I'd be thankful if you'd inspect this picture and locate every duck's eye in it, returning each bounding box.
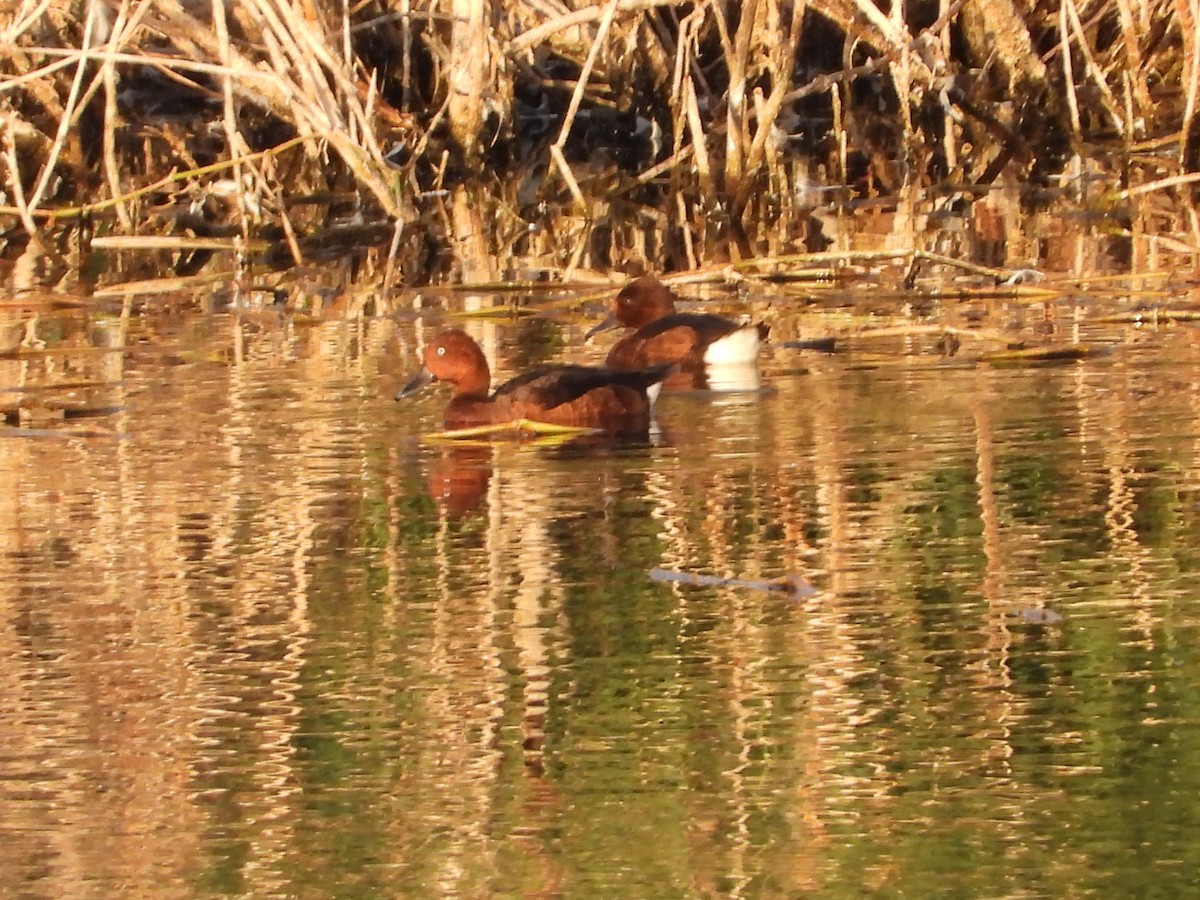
[436,346,446,356]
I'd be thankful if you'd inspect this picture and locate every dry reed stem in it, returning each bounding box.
[508,0,674,52]
[635,145,694,185]
[100,66,128,230]
[851,323,1010,344]
[2,47,281,84]
[0,55,79,92]
[1,114,38,238]
[447,0,490,155]
[166,0,400,215]
[666,9,701,195]
[732,0,805,216]
[780,52,879,104]
[399,0,414,108]
[830,76,847,184]
[893,0,915,142]
[1062,0,1126,136]
[268,183,304,269]
[383,220,405,293]
[1181,0,1200,166]
[100,0,154,233]
[729,248,1015,283]
[857,0,909,48]
[563,219,590,282]
[675,193,698,269]
[936,0,957,173]
[715,0,754,197]
[1059,0,1082,138]
[212,0,251,263]
[1112,0,1152,115]
[1114,171,1200,199]
[403,91,455,179]
[90,271,238,299]
[549,0,622,208]
[4,1,53,43]
[22,2,103,226]
[0,136,306,221]
[89,236,270,251]
[682,73,714,199]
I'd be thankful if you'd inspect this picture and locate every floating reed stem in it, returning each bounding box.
[423,420,601,442]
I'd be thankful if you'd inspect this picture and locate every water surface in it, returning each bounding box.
[3,274,1200,897]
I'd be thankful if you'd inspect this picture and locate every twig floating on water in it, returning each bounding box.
[779,337,837,353]
[650,567,818,598]
[1092,307,1200,324]
[1010,607,1064,624]
[980,344,1108,364]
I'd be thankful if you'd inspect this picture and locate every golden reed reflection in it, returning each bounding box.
[0,311,394,896]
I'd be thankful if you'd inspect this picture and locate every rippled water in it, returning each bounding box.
[4,284,1200,897]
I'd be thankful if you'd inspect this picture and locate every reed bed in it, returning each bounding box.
[1,0,1196,286]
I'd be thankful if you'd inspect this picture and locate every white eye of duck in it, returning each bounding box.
[436,346,446,356]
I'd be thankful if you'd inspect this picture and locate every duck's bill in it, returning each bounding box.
[584,314,620,341]
[396,366,436,400]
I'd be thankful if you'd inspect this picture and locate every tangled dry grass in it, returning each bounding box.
[1,0,1197,285]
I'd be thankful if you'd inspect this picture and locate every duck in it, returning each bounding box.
[397,328,672,433]
[585,275,768,390]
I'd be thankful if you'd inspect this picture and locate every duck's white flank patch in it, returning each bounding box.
[703,325,761,366]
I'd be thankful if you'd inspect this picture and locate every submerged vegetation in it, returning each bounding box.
[1,0,1198,287]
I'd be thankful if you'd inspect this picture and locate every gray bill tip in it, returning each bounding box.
[396,366,435,400]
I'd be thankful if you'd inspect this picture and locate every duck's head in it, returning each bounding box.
[397,329,491,400]
[586,275,679,339]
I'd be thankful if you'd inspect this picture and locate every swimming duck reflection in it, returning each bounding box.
[423,430,669,518]
[427,445,494,518]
